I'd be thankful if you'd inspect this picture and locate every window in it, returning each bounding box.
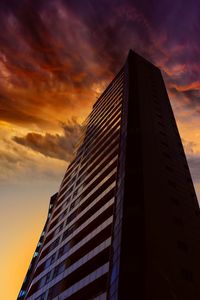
[69,201,76,211]
[70,198,80,211]
[53,262,65,278]
[36,293,46,300]
[65,197,70,206]
[58,243,70,258]
[77,185,83,194]
[54,223,64,236]
[46,272,51,283]
[62,224,76,241]
[33,251,39,258]
[45,253,56,268]
[73,189,78,198]
[76,177,82,185]
[48,237,60,252]
[37,241,42,247]
[39,271,52,288]
[57,209,68,222]
[19,290,26,297]
[65,187,73,198]
[67,210,78,224]
[39,276,46,288]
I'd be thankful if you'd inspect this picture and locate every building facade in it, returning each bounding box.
[18,50,200,300]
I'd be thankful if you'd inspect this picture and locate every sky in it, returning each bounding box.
[0,0,200,299]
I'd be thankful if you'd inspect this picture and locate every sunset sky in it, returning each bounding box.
[1,0,200,299]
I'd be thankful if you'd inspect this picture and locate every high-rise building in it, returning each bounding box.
[18,50,200,300]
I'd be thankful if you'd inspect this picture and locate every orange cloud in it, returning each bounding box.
[172,81,200,92]
[13,121,82,161]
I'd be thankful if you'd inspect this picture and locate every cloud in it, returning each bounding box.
[0,0,200,184]
[182,139,197,156]
[188,155,200,183]
[0,126,67,184]
[13,120,82,161]
[180,138,200,184]
[0,0,199,131]
[0,0,111,128]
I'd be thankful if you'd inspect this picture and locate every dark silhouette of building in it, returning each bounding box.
[18,50,200,300]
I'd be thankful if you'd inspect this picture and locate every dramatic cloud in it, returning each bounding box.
[187,155,200,183]
[0,133,67,184]
[13,121,82,161]
[0,0,199,130]
[0,0,199,183]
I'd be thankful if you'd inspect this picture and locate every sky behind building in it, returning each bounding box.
[0,0,200,299]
